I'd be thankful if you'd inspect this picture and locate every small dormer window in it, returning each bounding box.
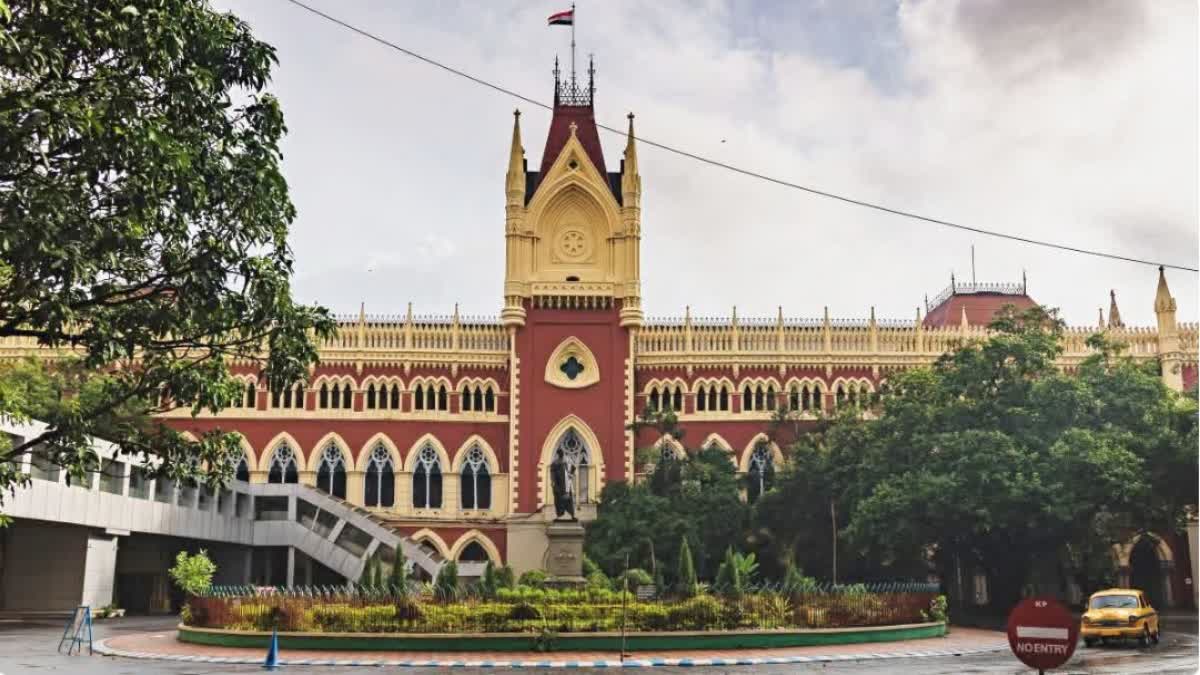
[560,356,585,381]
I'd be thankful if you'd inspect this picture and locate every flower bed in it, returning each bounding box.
[186,583,943,635]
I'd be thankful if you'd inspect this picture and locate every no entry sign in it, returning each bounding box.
[1006,597,1079,671]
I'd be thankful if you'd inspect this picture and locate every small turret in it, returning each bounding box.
[621,113,641,208]
[1153,267,1182,391]
[505,110,526,209]
[1107,290,1124,329]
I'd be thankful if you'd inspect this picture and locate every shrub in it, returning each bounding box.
[619,568,653,589]
[508,602,541,621]
[714,547,741,597]
[495,565,517,590]
[924,594,949,623]
[518,569,549,589]
[782,563,818,595]
[169,550,216,596]
[394,595,423,622]
[667,595,724,630]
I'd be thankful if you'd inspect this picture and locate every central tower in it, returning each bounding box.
[501,59,643,328]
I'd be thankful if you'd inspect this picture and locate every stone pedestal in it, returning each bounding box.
[545,520,586,586]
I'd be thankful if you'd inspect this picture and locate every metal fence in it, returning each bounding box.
[189,582,942,635]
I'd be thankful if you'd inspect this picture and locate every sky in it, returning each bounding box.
[216,0,1197,327]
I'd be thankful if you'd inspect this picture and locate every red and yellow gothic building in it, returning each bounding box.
[144,70,1197,599]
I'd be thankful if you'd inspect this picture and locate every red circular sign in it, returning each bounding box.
[1006,596,1079,671]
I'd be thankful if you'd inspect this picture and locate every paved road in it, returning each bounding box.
[0,615,1195,674]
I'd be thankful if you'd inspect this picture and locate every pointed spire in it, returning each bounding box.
[1108,290,1124,328]
[1155,266,1177,314]
[623,113,639,176]
[505,109,526,202]
[960,306,970,329]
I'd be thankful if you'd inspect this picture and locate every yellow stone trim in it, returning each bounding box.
[355,433,403,471]
[544,336,600,390]
[262,431,307,472]
[403,434,452,473]
[537,414,606,509]
[699,432,734,453]
[409,528,452,559]
[448,529,503,565]
[738,433,784,473]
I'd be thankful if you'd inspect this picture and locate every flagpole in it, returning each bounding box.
[570,3,576,83]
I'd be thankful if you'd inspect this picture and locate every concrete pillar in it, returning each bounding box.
[303,553,313,586]
[1189,519,1199,606]
[82,534,119,609]
[286,547,295,588]
[241,548,253,585]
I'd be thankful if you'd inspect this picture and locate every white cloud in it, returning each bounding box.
[219,0,1197,326]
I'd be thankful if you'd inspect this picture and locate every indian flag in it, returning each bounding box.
[547,8,574,26]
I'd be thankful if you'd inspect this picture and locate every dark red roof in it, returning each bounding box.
[923,292,1039,328]
[539,103,607,177]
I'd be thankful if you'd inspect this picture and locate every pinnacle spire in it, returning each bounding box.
[1155,266,1177,314]
[1107,289,1124,328]
[621,112,641,202]
[505,109,526,200]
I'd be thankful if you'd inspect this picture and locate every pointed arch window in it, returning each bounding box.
[389,384,401,410]
[267,444,299,484]
[551,429,591,505]
[320,383,330,409]
[316,444,347,498]
[718,386,729,411]
[341,384,353,409]
[835,384,847,407]
[364,444,395,508]
[414,385,425,411]
[672,387,683,412]
[437,385,448,411]
[366,384,377,409]
[472,387,483,412]
[235,456,250,483]
[412,444,443,509]
[648,388,660,412]
[747,442,774,504]
[460,445,491,510]
[697,386,708,411]
[458,541,490,562]
[483,387,495,412]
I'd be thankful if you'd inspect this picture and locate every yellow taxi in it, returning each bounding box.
[1080,589,1159,647]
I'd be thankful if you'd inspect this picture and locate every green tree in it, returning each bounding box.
[169,549,216,596]
[676,536,698,598]
[434,561,459,600]
[714,546,742,597]
[479,560,497,599]
[0,0,333,511]
[808,306,1195,611]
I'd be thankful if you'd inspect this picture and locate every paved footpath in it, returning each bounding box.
[96,627,1007,668]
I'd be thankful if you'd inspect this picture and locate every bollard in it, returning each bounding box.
[263,627,280,670]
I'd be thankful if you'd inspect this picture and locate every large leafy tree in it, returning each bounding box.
[587,412,748,584]
[799,306,1196,611]
[0,1,333,505]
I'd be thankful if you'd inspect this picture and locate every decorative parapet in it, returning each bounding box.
[634,314,1198,373]
[926,281,1027,312]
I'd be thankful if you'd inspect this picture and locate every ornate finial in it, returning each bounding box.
[514,108,520,119]
[950,272,956,292]
[1099,307,1106,328]
[569,121,578,137]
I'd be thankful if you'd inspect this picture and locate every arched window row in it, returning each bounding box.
[229,379,257,409]
[460,383,497,413]
[318,381,354,410]
[259,437,499,513]
[833,380,873,408]
[365,382,402,410]
[412,382,450,412]
[740,380,778,412]
[694,381,732,412]
[269,382,306,410]
[787,381,825,413]
[238,378,505,414]
[646,382,685,413]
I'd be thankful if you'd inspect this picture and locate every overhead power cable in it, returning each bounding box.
[280,0,1198,273]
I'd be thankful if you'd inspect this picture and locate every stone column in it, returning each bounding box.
[346,470,365,506]
[286,547,295,588]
